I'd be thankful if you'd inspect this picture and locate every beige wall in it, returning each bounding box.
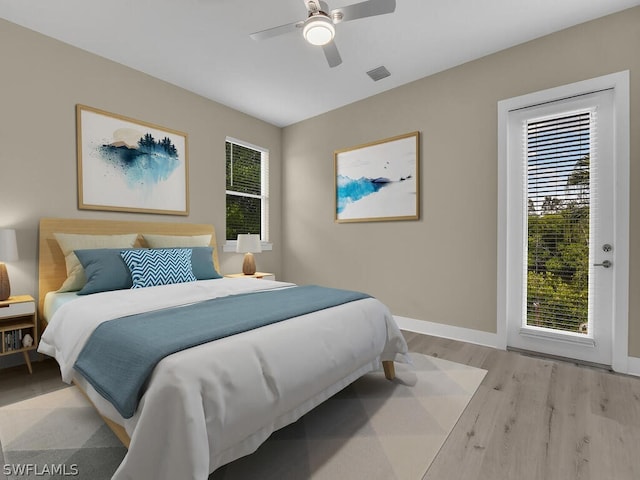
[282,8,640,354]
[1,7,638,360]
[0,18,283,307]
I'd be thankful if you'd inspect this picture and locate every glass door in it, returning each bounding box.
[506,89,614,365]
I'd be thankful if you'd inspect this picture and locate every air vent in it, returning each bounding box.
[366,66,390,82]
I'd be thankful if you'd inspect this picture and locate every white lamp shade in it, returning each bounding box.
[303,16,335,46]
[236,234,262,254]
[0,229,18,262]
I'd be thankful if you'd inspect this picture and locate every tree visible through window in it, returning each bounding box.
[225,139,269,242]
[526,112,591,333]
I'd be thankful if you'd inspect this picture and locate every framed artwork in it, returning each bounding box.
[76,104,189,215]
[335,131,420,223]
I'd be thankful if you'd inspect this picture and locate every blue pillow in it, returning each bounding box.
[189,247,222,280]
[120,248,197,289]
[75,248,135,295]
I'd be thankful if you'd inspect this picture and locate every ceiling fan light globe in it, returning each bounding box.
[303,16,335,46]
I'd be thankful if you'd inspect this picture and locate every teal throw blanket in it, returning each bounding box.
[74,285,370,418]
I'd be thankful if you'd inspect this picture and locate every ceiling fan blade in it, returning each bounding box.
[322,41,342,68]
[250,20,303,41]
[332,0,395,23]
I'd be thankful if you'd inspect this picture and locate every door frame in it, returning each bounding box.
[497,71,630,372]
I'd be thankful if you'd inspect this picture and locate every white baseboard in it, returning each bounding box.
[626,356,640,377]
[396,315,640,378]
[394,316,506,350]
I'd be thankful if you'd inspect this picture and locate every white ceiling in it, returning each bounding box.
[0,0,638,127]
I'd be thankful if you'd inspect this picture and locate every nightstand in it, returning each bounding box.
[0,295,37,374]
[225,272,275,281]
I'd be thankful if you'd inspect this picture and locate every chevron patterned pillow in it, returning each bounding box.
[120,248,197,289]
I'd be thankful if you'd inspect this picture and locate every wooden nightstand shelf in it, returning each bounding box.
[225,272,275,280]
[0,295,37,374]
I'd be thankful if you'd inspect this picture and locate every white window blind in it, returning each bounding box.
[225,138,269,242]
[525,109,595,333]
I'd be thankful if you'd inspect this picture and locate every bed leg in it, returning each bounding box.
[382,360,395,380]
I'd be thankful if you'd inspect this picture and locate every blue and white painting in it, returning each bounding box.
[335,132,419,222]
[78,105,188,215]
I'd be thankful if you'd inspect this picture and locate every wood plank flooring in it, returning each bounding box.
[404,332,640,480]
[2,332,640,479]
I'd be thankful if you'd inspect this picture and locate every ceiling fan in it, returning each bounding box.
[249,0,396,68]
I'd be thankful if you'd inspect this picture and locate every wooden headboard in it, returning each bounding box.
[38,217,220,319]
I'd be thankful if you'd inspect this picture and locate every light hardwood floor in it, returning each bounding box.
[2,332,640,479]
[404,332,640,480]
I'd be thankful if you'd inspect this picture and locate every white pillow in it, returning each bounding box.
[142,234,212,248]
[54,233,139,292]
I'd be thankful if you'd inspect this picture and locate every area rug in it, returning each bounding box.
[0,387,126,480]
[0,353,486,480]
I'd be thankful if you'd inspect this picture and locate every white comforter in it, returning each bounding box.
[38,279,409,480]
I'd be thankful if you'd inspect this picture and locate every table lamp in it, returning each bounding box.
[0,229,19,301]
[236,234,262,275]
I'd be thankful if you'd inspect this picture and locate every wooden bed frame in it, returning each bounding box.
[37,217,394,451]
[38,217,220,321]
[38,217,221,447]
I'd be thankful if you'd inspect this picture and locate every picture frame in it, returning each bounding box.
[76,104,189,216]
[335,131,420,223]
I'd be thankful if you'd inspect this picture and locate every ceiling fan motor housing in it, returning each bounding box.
[251,0,396,67]
[303,13,335,46]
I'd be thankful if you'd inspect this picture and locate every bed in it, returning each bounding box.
[36,217,409,480]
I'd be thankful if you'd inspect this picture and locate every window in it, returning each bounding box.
[525,110,592,333]
[225,137,269,244]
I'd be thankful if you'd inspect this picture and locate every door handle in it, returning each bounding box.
[594,260,612,268]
